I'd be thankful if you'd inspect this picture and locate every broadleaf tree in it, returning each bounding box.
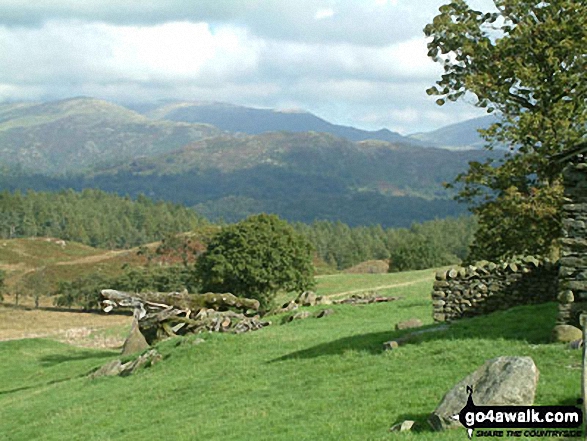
[425,0,586,261]
[194,214,315,309]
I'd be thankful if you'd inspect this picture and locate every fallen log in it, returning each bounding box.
[101,289,260,315]
[100,289,267,345]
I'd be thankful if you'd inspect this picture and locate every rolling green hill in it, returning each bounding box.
[0,270,577,441]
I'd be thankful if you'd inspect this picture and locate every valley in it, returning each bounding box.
[0,97,498,227]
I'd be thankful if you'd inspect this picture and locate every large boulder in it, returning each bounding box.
[429,356,539,431]
[552,324,583,343]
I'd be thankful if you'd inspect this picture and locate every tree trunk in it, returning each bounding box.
[100,289,267,346]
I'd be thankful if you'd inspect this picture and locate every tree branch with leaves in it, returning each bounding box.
[425,0,587,260]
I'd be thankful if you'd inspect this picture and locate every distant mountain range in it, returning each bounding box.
[0,97,220,174]
[128,101,414,145]
[0,97,499,227]
[408,115,499,150]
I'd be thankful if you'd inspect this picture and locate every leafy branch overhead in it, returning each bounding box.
[426,0,587,260]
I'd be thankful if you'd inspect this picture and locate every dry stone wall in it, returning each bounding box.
[432,258,558,322]
[557,157,587,327]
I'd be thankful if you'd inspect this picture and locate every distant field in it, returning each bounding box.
[315,269,436,298]
[0,237,150,291]
[0,269,578,441]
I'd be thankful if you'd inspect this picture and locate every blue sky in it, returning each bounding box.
[0,0,495,134]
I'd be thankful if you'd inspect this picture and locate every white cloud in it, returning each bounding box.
[314,8,335,20]
[0,21,262,85]
[0,1,498,134]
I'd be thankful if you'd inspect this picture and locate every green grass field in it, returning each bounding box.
[0,270,581,440]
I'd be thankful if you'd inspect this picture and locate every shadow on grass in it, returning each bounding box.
[271,302,558,362]
[40,349,116,367]
[0,375,87,396]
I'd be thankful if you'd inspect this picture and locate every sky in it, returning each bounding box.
[0,0,496,135]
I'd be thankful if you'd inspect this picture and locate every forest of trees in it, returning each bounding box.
[0,189,476,271]
[0,189,478,309]
[0,189,208,249]
[295,216,476,271]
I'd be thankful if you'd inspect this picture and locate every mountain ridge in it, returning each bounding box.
[129,100,420,145]
[0,97,498,227]
[0,97,221,174]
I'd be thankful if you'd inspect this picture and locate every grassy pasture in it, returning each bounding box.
[0,270,581,440]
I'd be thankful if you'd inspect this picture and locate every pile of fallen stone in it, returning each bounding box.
[90,349,163,379]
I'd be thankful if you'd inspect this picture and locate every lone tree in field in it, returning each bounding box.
[425,0,586,261]
[194,214,315,309]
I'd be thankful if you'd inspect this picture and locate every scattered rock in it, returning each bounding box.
[395,318,423,331]
[569,339,583,350]
[119,349,162,377]
[89,349,163,379]
[287,311,311,322]
[429,356,539,431]
[333,293,401,305]
[89,359,124,379]
[279,300,299,313]
[552,324,583,343]
[389,420,415,432]
[316,296,332,305]
[316,309,335,319]
[382,340,399,351]
[296,291,318,306]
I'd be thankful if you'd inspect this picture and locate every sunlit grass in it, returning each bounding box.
[0,270,580,441]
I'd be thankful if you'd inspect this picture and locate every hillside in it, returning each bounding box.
[0,237,146,293]
[0,270,576,440]
[0,97,500,227]
[1,130,496,227]
[0,97,220,174]
[70,131,494,226]
[132,100,416,144]
[409,115,500,150]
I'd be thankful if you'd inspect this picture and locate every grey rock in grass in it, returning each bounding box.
[316,309,335,318]
[296,291,318,306]
[382,340,399,351]
[389,420,415,432]
[287,311,311,322]
[395,318,423,331]
[89,360,124,378]
[90,349,162,379]
[119,349,162,377]
[429,356,539,431]
[569,339,583,350]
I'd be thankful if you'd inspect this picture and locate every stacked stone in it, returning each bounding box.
[432,257,557,322]
[557,157,587,327]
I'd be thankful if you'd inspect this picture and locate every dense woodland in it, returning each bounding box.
[0,189,208,249]
[0,189,475,270]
